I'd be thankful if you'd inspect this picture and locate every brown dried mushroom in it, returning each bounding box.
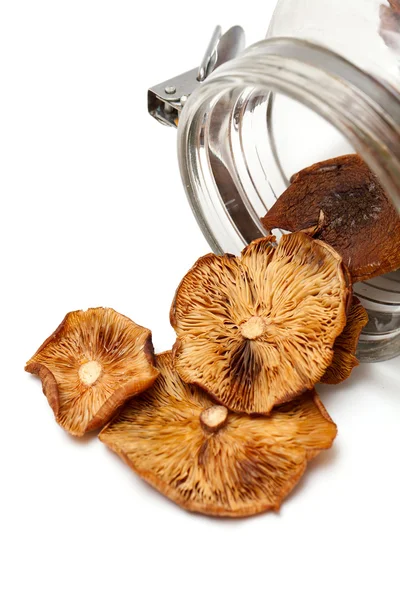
[261,155,400,282]
[25,308,159,436]
[380,1,400,51]
[99,352,337,517]
[322,297,369,385]
[390,0,400,12]
[171,232,350,415]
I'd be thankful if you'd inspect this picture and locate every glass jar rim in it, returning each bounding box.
[177,36,400,256]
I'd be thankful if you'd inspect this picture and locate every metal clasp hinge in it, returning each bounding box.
[148,25,245,128]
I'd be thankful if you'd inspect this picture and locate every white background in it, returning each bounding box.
[1,1,399,599]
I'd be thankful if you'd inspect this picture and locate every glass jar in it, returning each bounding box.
[174,1,400,362]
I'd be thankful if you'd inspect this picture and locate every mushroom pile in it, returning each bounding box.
[26,215,374,516]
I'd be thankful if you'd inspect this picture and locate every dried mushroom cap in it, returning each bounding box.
[380,2,400,50]
[171,232,350,415]
[322,297,368,385]
[25,308,159,436]
[261,154,400,282]
[99,352,337,517]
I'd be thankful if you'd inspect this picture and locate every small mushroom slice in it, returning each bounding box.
[25,308,159,436]
[171,232,350,414]
[322,297,369,385]
[261,154,400,282]
[99,352,337,517]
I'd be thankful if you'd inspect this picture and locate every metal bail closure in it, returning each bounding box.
[148,25,246,128]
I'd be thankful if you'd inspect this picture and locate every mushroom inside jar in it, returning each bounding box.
[261,154,400,283]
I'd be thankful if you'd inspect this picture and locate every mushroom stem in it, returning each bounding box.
[240,316,266,340]
[79,361,102,386]
[200,406,228,433]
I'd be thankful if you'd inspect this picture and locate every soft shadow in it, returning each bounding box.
[100,444,186,511]
[64,428,100,446]
[315,362,373,409]
[287,445,340,503]
[317,357,400,414]
[101,445,285,526]
[26,375,109,446]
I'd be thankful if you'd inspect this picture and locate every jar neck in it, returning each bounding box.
[267,0,400,93]
[177,37,400,255]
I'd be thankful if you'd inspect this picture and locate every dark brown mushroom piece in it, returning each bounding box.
[261,154,400,282]
[25,308,159,436]
[322,297,369,384]
[171,232,351,415]
[99,352,337,518]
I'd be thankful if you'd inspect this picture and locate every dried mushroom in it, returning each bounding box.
[25,308,159,436]
[99,352,337,517]
[380,1,400,51]
[322,297,369,385]
[171,232,350,415]
[261,154,400,282]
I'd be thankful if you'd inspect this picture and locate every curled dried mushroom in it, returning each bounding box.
[25,308,159,436]
[171,232,350,415]
[322,297,369,385]
[99,352,337,517]
[261,154,400,282]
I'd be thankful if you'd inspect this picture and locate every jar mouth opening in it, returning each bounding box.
[178,37,400,255]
